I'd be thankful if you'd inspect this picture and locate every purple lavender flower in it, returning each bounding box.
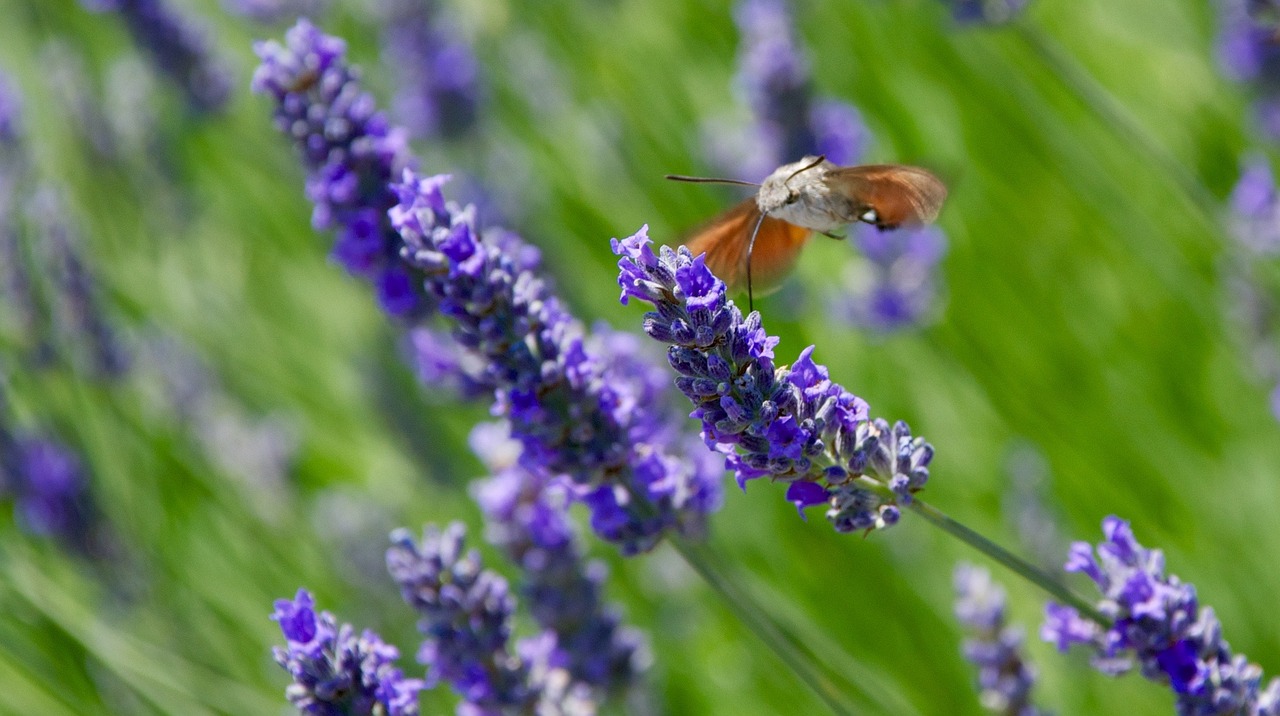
[1041,516,1280,714]
[708,0,868,180]
[1217,0,1280,140]
[34,190,130,378]
[271,588,424,716]
[1229,156,1280,255]
[389,171,721,553]
[946,0,1029,24]
[831,224,947,332]
[378,0,480,140]
[7,437,93,542]
[222,0,328,23]
[252,19,427,319]
[80,0,230,112]
[0,74,19,145]
[471,423,646,693]
[612,227,933,532]
[258,21,719,554]
[387,523,601,714]
[954,564,1043,716]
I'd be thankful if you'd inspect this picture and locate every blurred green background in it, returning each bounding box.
[0,0,1277,714]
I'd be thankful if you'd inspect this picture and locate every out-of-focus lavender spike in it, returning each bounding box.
[388,523,602,714]
[830,225,947,333]
[378,0,480,140]
[252,20,428,319]
[471,422,647,694]
[708,0,870,180]
[1217,0,1280,141]
[81,0,231,112]
[954,564,1044,715]
[946,0,1029,24]
[613,227,933,532]
[32,189,130,379]
[1042,516,1280,714]
[271,588,424,715]
[223,0,329,23]
[1229,156,1280,255]
[7,437,94,545]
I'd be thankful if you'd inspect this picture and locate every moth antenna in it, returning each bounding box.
[665,174,761,188]
[744,209,768,315]
[785,155,827,184]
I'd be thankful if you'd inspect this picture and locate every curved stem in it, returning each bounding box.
[671,539,863,716]
[907,498,1111,626]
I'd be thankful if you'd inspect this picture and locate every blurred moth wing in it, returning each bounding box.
[683,198,811,295]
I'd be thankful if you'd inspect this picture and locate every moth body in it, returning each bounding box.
[756,156,849,234]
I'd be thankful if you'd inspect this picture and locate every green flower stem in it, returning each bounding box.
[672,538,864,716]
[1013,22,1221,219]
[907,498,1111,626]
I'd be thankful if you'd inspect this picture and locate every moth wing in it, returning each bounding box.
[827,165,947,228]
[682,198,812,294]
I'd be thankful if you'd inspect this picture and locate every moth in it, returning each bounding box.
[668,155,947,311]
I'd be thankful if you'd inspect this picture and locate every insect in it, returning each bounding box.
[668,155,947,312]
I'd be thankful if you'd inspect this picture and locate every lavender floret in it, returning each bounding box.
[954,564,1043,716]
[81,0,230,112]
[1041,516,1280,715]
[272,589,424,715]
[612,227,932,532]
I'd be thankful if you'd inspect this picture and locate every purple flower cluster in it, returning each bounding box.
[389,171,722,553]
[1217,0,1280,139]
[0,434,93,547]
[612,227,934,532]
[707,0,868,180]
[831,225,947,332]
[471,423,646,693]
[1229,156,1280,255]
[252,20,426,319]
[1041,516,1280,715]
[271,589,424,716]
[946,0,1029,24]
[386,523,601,715]
[378,0,480,140]
[80,0,230,112]
[954,564,1043,716]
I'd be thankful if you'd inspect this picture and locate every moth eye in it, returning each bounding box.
[859,208,878,224]
[785,191,799,205]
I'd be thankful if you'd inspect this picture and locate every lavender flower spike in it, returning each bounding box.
[252,19,427,318]
[472,422,646,693]
[388,170,720,553]
[612,227,934,532]
[387,523,600,715]
[946,0,1029,25]
[80,0,230,112]
[1041,516,1280,715]
[271,588,424,715]
[954,564,1043,716]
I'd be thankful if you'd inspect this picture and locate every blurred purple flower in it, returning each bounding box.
[1229,156,1280,255]
[81,0,230,112]
[831,224,947,332]
[271,588,424,716]
[8,437,92,542]
[954,564,1043,715]
[387,523,600,714]
[707,0,868,179]
[946,0,1029,24]
[471,423,646,694]
[612,227,933,532]
[378,0,480,140]
[1041,516,1280,714]
[1217,0,1280,140]
[222,0,328,23]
